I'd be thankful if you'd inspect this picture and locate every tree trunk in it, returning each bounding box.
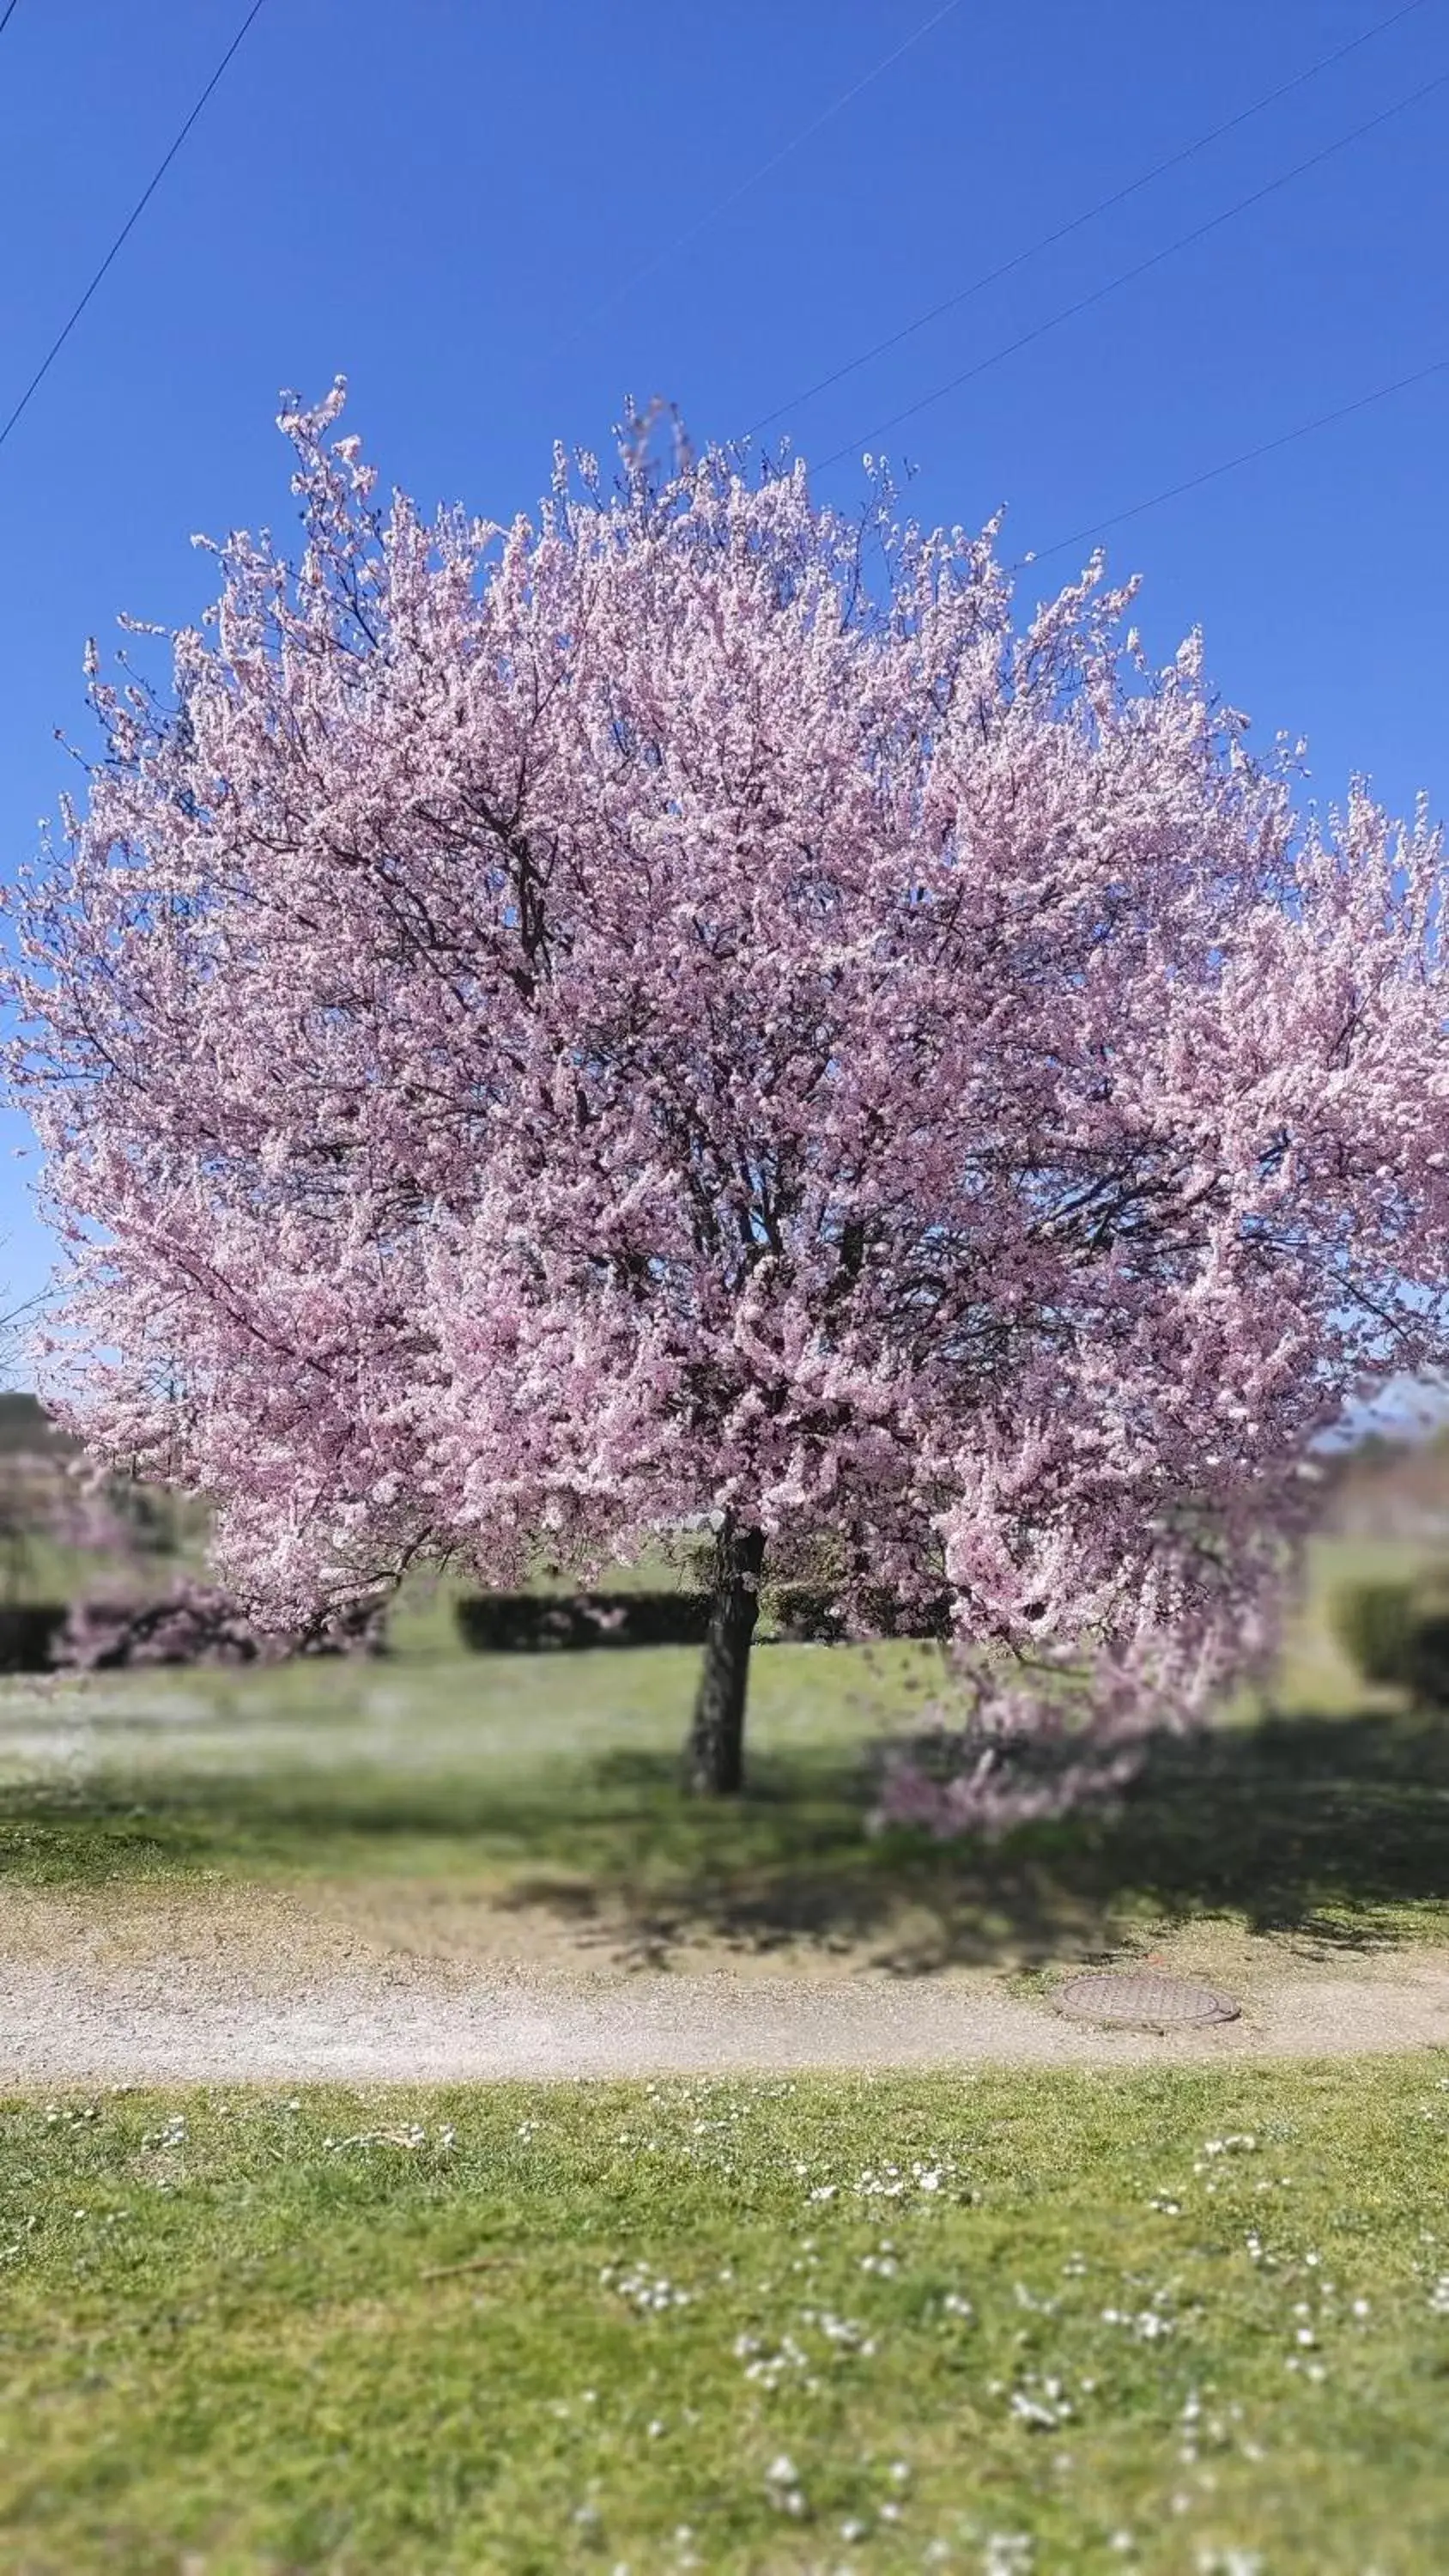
[684,1522,766,1795]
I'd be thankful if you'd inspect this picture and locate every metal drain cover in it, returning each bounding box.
[1053,1971,1240,2029]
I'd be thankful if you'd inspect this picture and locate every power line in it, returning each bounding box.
[743,0,1435,447]
[1012,354,1449,572]
[0,0,268,459]
[0,3,23,39]
[812,64,1449,474]
[549,0,965,361]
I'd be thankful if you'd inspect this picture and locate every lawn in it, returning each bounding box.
[0,1543,1446,1970]
[0,1549,1446,2572]
[1,2059,1446,2573]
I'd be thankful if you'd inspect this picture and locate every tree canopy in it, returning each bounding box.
[9,386,1449,1807]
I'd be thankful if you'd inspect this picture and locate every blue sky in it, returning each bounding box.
[0,0,1445,1331]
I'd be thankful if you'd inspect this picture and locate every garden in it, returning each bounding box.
[0,1487,1446,2567]
[3,311,1448,2576]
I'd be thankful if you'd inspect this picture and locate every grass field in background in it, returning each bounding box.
[2,2059,1446,2574]
[0,1541,1446,1966]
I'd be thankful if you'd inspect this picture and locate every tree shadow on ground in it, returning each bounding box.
[2,1702,1446,1972]
[498,1704,1449,1970]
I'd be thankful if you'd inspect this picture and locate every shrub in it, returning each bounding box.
[761,1583,847,1643]
[1331,1572,1449,1704]
[760,1583,942,1640]
[296,1595,390,1658]
[1401,1591,1449,1708]
[1331,1578,1417,1686]
[55,1579,388,1672]
[452,1583,955,1653]
[454,1592,712,1653]
[761,1581,952,1642]
[0,1602,71,1672]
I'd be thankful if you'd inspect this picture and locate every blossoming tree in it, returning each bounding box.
[9,386,1449,1805]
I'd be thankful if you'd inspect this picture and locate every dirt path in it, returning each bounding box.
[2,1890,1446,2083]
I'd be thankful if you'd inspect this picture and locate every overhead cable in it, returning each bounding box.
[0,0,268,459]
[811,65,1449,474]
[743,0,1436,446]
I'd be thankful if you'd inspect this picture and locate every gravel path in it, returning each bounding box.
[3,1949,1447,2085]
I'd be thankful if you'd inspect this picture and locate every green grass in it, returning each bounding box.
[0,1533,172,1610]
[1,1543,1446,1963]
[1,1542,1446,2568]
[2,2061,1446,2573]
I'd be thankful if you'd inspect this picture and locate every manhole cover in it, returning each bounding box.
[1053,1971,1240,2029]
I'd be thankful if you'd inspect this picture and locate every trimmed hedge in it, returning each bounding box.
[454,1585,954,1653]
[1331,1579,1416,1686]
[0,1602,70,1673]
[455,1591,714,1652]
[1404,1600,1449,1707]
[56,1583,389,1673]
[0,1590,390,1676]
[764,1582,952,1643]
[1331,1572,1449,1705]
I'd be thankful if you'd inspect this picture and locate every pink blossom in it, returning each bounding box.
[7,387,1449,1807]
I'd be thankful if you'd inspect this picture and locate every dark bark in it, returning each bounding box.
[684,1522,767,1795]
